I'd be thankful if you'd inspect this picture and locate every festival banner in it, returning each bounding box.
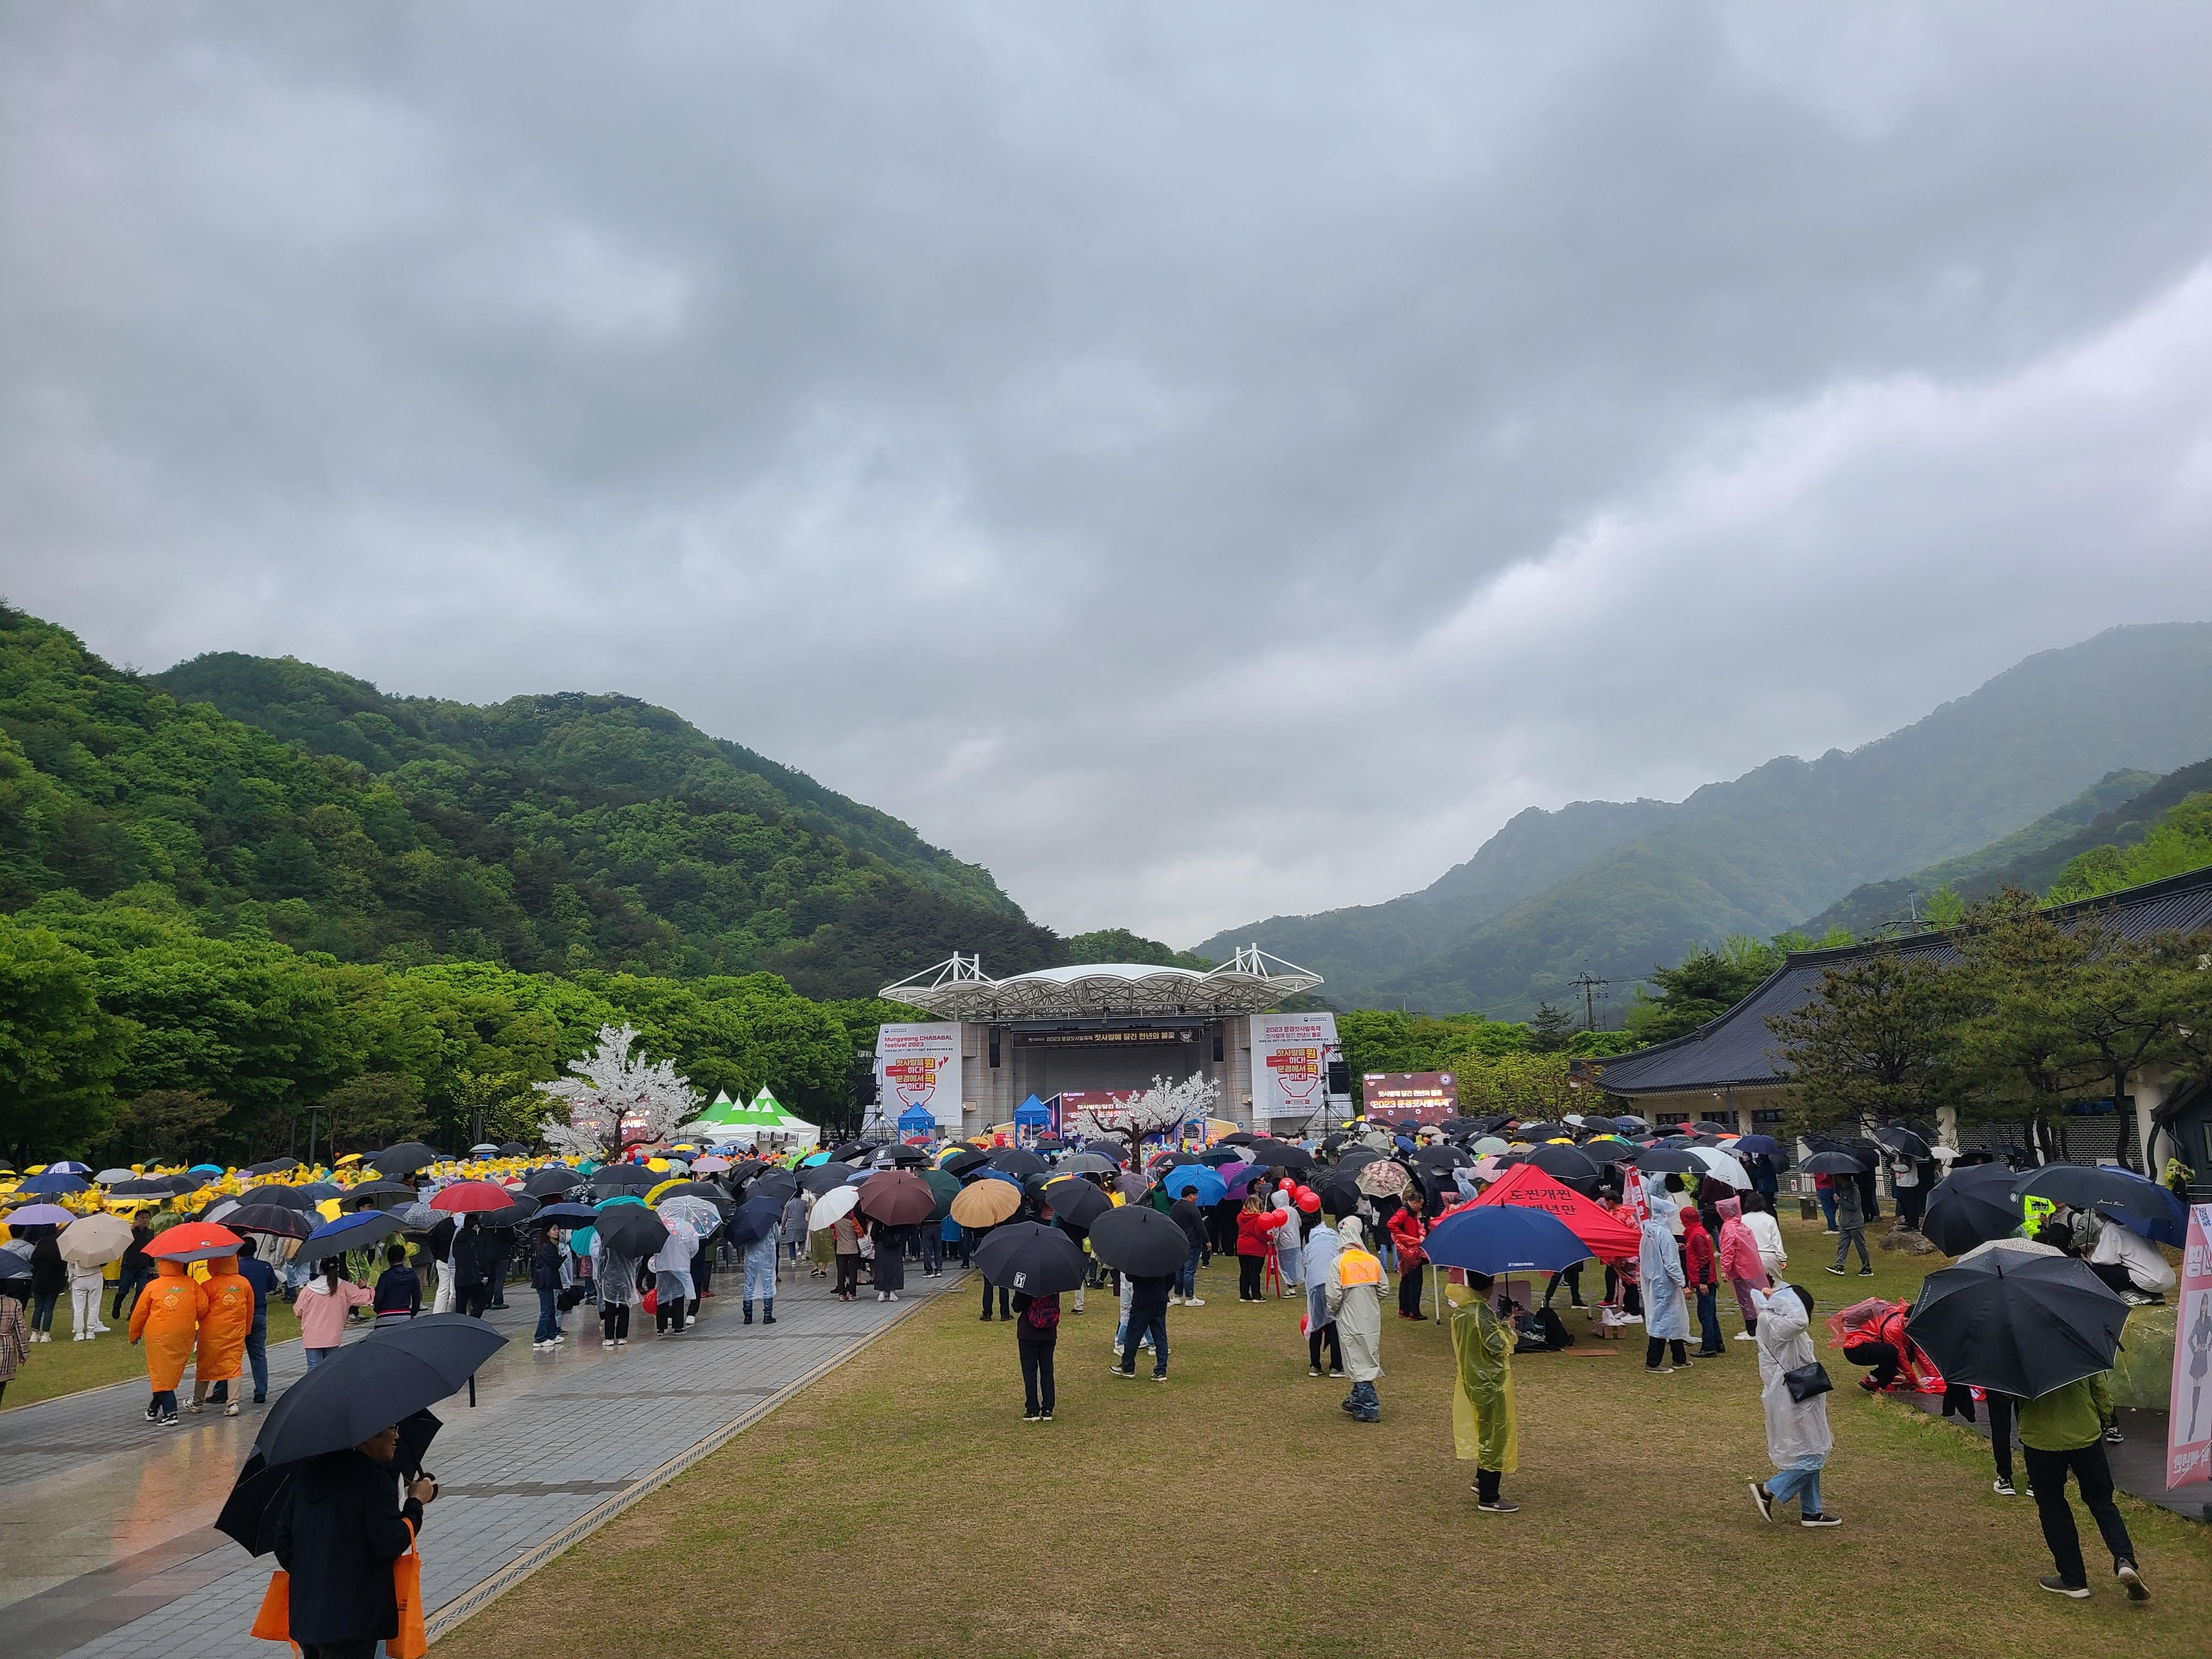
[874,1023,964,1129]
[2168,1203,2212,1489]
[1251,1011,1339,1125]
[1361,1070,1458,1124]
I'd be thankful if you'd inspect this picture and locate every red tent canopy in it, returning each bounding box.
[1471,1162,1641,1259]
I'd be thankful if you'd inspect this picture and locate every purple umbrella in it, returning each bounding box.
[3,1203,74,1227]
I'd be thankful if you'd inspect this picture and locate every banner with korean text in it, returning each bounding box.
[875,1023,964,1129]
[2168,1203,2212,1489]
[1251,1011,1338,1126]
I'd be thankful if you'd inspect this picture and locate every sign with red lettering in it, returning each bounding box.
[2168,1203,2212,1489]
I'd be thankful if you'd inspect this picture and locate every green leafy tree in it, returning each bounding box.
[0,915,127,1160]
[1764,946,1965,1135]
[91,1090,230,1167]
[1062,929,1216,969]
[1526,1001,1577,1053]
[318,1073,433,1156]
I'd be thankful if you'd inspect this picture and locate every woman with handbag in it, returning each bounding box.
[1747,1282,1842,1528]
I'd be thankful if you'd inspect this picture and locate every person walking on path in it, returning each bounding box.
[1111,1271,1173,1381]
[373,1243,422,1328]
[297,1257,374,1367]
[235,1238,278,1402]
[529,1226,563,1350]
[1235,1193,1285,1302]
[1747,1283,1840,1528]
[109,1224,153,1323]
[1304,1210,1343,1378]
[743,1212,780,1324]
[190,1255,253,1415]
[1639,1192,1692,1373]
[0,1282,29,1407]
[449,1217,492,1319]
[27,1231,64,1341]
[272,1419,439,1659]
[2018,1369,2149,1600]
[1452,1272,1518,1513]
[832,1211,865,1304]
[1683,1204,1726,1358]
[650,1225,693,1335]
[590,1233,637,1346]
[129,1258,206,1424]
[1169,1193,1208,1306]
[781,1193,811,1265]
[1013,1286,1060,1420]
[67,1252,109,1341]
[1828,1178,1872,1276]
[1327,1216,1385,1421]
[1388,1200,1429,1321]
[1717,1196,1765,1342]
[871,1218,907,1302]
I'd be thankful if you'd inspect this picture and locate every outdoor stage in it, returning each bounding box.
[872,949,1348,1139]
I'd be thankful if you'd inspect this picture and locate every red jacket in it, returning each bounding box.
[1386,1206,1427,1269]
[1680,1218,1716,1288]
[1235,1207,1286,1257]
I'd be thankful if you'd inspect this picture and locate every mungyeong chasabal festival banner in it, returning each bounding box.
[875,1023,964,1130]
[1250,1011,1338,1127]
[2169,1202,2212,1489]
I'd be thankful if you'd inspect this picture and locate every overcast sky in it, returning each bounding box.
[8,4,2212,946]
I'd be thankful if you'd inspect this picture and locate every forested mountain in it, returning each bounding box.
[0,608,1059,998]
[1198,623,2212,1018]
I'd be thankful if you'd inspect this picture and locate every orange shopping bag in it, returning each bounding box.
[388,1521,427,1659]
[249,1567,290,1642]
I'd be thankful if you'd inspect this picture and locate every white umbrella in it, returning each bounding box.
[58,1211,134,1267]
[1686,1147,1751,1188]
[94,1167,136,1185]
[808,1185,860,1231]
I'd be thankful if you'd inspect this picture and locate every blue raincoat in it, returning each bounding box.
[1638,1194,1691,1342]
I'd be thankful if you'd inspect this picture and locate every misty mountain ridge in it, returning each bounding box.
[1198,622,2212,1017]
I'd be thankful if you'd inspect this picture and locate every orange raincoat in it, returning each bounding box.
[128,1260,207,1391]
[196,1257,254,1384]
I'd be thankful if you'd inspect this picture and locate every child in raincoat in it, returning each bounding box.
[1327,1216,1384,1422]
[1452,1272,1519,1513]
[191,1256,255,1416]
[128,1259,207,1425]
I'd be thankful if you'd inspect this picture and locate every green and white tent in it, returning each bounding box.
[684,1088,819,1150]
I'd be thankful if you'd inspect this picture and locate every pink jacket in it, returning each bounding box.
[296,1277,375,1348]
[1716,1198,1763,1283]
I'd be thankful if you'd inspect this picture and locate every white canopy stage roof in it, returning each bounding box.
[879,946,1323,1022]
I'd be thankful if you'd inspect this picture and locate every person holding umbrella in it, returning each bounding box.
[1639,1190,1693,1374]
[2017,1369,2147,1599]
[110,1222,154,1323]
[1451,1271,1517,1513]
[974,1222,1086,1420]
[1746,1283,1839,1528]
[27,1228,64,1342]
[273,1419,441,1657]
[1829,1170,1872,1277]
[1303,1201,1342,1378]
[742,1206,780,1325]
[1327,1216,1385,1421]
[190,1255,255,1416]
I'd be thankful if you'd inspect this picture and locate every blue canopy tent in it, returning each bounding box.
[1014,1095,1053,1131]
[896,1103,938,1138]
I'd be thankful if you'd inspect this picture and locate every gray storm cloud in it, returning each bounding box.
[6,3,2212,944]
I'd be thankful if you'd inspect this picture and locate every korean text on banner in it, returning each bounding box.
[2168,1203,2212,1489]
[875,1023,964,1129]
[1251,1012,1338,1124]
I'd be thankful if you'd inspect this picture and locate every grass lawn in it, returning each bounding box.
[1,1288,303,1410]
[439,1214,2211,1658]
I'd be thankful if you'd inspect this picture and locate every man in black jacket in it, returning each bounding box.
[274,1423,438,1658]
[450,1218,490,1319]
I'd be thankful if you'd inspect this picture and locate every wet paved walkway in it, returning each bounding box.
[0,1263,965,1658]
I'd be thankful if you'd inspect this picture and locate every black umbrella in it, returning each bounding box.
[1318,1176,1363,1218]
[1512,1122,1572,1142]
[2011,1165,2189,1245]
[1217,1131,1257,1146]
[475,1195,540,1230]
[592,1204,670,1259]
[1686,1121,1734,1137]
[1057,1152,1120,1175]
[1195,1147,1245,1167]
[223,1204,317,1239]
[218,1409,441,1556]
[830,1141,875,1163]
[1413,1144,1469,1168]
[1149,1152,1202,1171]
[749,1173,800,1206]
[244,1158,302,1177]
[1526,1144,1602,1186]
[586,1165,661,1193]
[239,1184,318,1211]
[256,1316,503,1467]
[495,1141,530,1157]
[1086,1205,1190,1278]
[1333,1147,1384,1172]
[1630,1147,1702,1175]
[105,1177,178,1198]
[522,1168,582,1198]
[1245,1140,1314,1171]
[988,1149,1048,1178]
[799,1162,862,1195]
[368,1142,440,1177]
[724,1195,785,1249]
[888,1148,932,1167]
[1581,1139,1642,1166]
[1905,1251,2129,1399]
[534,1203,601,1226]
[938,1150,989,1178]
[1800,1151,1872,1176]
[1039,1177,1113,1228]
[973,1222,1088,1294]
[1874,1126,1933,1161]
[342,1180,419,1210]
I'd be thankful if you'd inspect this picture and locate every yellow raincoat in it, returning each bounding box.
[1449,1296,1517,1473]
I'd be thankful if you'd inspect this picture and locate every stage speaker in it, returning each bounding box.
[989,1033,1002,1068]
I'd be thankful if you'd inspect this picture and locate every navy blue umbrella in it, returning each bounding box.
[2012,1164,2188,1247]
[300,1210,405,1263]
[724,1195,785,1248]
[1424,1205,1590,1276]
[15,1171,88,1197]
[533,1202,601,1225]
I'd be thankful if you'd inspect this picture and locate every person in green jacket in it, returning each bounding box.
[2016,1370,2148,1601]
[1451,1273,1519,1514]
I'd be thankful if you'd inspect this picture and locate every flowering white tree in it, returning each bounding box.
[1068,1073,1222,1166]
[535,1024,699,1159]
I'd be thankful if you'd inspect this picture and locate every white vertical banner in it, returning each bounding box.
[1251,1011,1338,1124]
[875,1023,964,1128]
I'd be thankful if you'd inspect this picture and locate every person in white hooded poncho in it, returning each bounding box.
[1748,1282,1841,1528]
[1326,1215,1385,1422]
[1639,1190,1692,1373]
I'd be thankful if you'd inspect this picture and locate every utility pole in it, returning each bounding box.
[1568,970,1613,1032]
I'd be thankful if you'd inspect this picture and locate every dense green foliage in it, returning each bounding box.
[2048,792,2212,901]
[1201,623,2212,1015]
[1621,928,1851,1045]
[1062,928,1215,969]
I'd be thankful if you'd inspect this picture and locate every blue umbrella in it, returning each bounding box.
[1424,1205,1590,1276]
[300,1210,404,1263]
[1733,1135,1786,1158]
[1161,1166,1226,1205]
[534,1203,601,1224]
[725,1195,785,1248]
[45,1161,93,1175]
[15,1172,88,1197]
[972,1167,1025,1189]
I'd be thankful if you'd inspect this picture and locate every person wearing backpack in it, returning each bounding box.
[1012,1288,1060,1422]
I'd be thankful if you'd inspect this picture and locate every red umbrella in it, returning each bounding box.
[147,1222,245,1262]
[428,1181,517,1214]
[855,1170,935,1227]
